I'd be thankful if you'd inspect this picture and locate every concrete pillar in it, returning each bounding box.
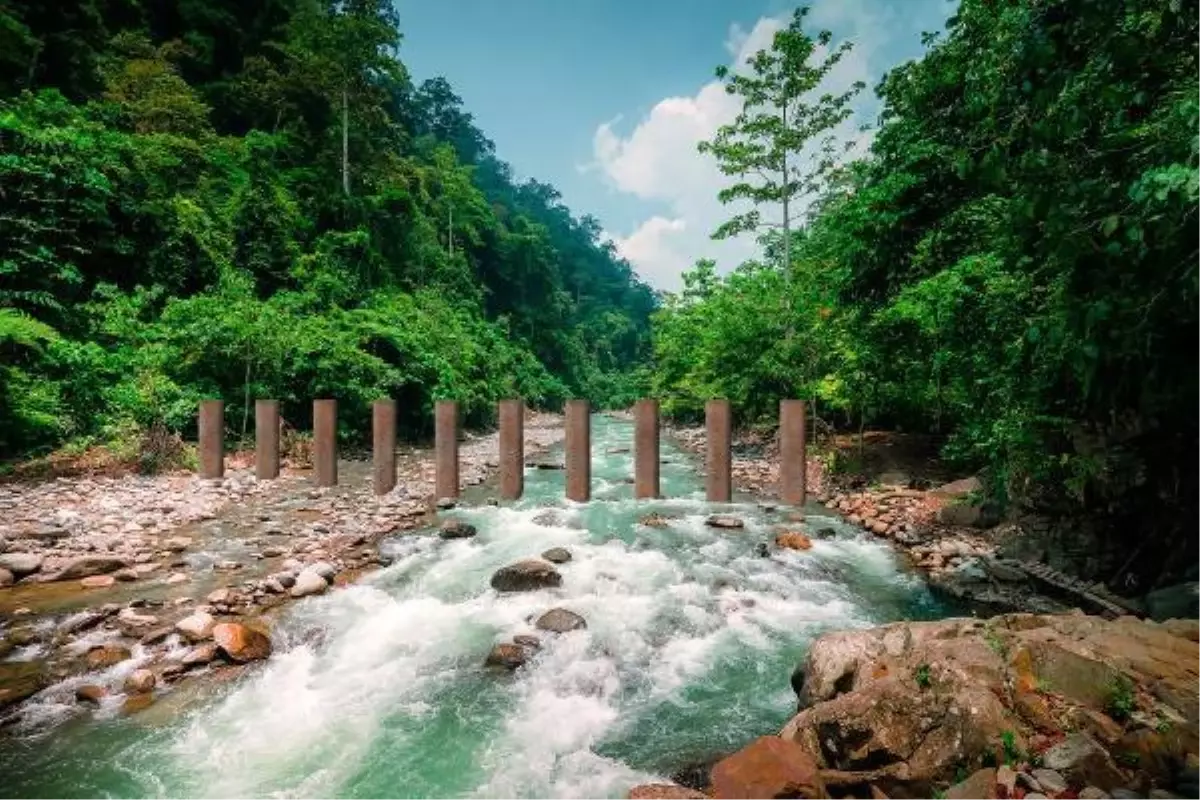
[565,399,591,502]
[373,399,396,495]
[255,399,280,480]
[435,400,459,501]
[705,399,732,503]
[634,398,660,499]
[198,399,224,480]
[313,399,337,487]
[780,399,807,506]
[499,398,524,500]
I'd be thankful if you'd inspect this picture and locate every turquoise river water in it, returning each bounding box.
[0,414,953,798]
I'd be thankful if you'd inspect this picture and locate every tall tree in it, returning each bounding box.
[698,6,863,285]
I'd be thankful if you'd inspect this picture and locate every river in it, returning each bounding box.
[0,414,952,798]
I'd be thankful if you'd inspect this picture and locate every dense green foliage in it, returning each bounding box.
[654,0,1197,578]
[1,0,656,456]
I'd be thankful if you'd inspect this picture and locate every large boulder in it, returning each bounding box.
[438,519,477,540]
[48,555,130,581]
[490,560,562,592]
[705,515,744,530]
[782,613,1200,796]
[710,735,826,799]
[484,643,528,670]
[0,553,43,577]
[535,608,587,633]
[212,622,272,663]
[1143,582,1199,622]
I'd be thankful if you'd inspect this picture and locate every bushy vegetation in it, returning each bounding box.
[1,0,656,457]
[652,1,1197,582]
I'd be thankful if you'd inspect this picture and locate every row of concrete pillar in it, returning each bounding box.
[196,397,807,505]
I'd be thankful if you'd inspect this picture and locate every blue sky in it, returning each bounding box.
[394,0,958,291]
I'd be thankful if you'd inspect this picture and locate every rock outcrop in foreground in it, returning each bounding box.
[631,613,1198,799]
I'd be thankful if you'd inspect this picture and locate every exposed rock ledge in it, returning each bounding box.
[633,613,1199,799]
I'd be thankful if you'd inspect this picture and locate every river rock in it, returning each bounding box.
[485,643,527,670]
[0,568,12,587]
[112,568,139,582]
[182,642,219,667]
[705,515,744,529]
[308,561,337,581]
[122,693,154,714]
[1031,768,1068,795]
[290,570,329,597]
[1042,733,1126,791]
[50,555,130,581]
[781,613,1200,796]
[535,608,586,633]
[86,644,132,669]
[0,552,43,577]
[269,572,296,589]
[75,684,108,704]
[513,634,541,650]
[80,575,115,589]
[945,768,996,799]
[541,547,572,564]
[0,661,47,709]
[212,622,272,662]
[439,519,477,539]
[710,735,825,799]
[639,513,674,528]
[435,497,457,509]
[490,560,562,592]
[175,611,216,642]
[124,669,156,694]
[207,588,235,605]
[627,785,707,799]
[775,532,812,551]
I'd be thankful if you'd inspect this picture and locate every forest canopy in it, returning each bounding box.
[651,0,1197,570]
[0,0,658,458]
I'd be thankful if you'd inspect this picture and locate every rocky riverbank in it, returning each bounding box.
[0,412,563,727]
[664,424,1147,618]
[631,612,1200,799]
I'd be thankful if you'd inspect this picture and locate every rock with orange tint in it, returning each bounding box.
[775,532,813,551]
[710,736,825,799]
[211,622,272,662]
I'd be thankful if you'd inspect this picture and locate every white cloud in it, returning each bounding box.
[589,1,952,292]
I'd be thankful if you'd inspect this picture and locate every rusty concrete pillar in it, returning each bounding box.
[780,399,807,506]
[435,400,459,501]
[705,399,732,503]
[313,399,337,487]
[565,399,591,502]
[255,399,280,480]
[634,398,660,499]
[499,398,524,500]
[373,399,396,495]
[198,400,224,480]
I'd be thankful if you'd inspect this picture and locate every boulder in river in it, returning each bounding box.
[75,684,108,704]
[0,552,43,577]
[86,644,132,669]
[781,613,1200,797]
[705,515,744,530]
[513,634,541,650]
[212,622,272,663]
[181,642,219,667]
[485,643,528,670]
[0,568,12,587]
[80,575,116,589]
[290,569,329,598]
[535,608,586,633]
[50,555,130,581]
[541,547,572,564]
[174,611,216,642]
[490,560,562,592]
[438,519,477,540]
[775,532,813,551]
[123,669,156,694]
[639,513,675,529]
[710,735,826,799]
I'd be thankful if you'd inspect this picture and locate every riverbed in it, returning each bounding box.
[0,414,953,798]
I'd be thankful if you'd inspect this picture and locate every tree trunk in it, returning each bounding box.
[241,359,253,441]
[341,86,350,196]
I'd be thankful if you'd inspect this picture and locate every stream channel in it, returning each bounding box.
[0,414,954,798]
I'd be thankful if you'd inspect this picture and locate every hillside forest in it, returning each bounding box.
[1,0,657,459]
[653,0,1197,588]
[1,1,1196,585]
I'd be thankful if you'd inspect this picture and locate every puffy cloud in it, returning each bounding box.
[590,1,952,292]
